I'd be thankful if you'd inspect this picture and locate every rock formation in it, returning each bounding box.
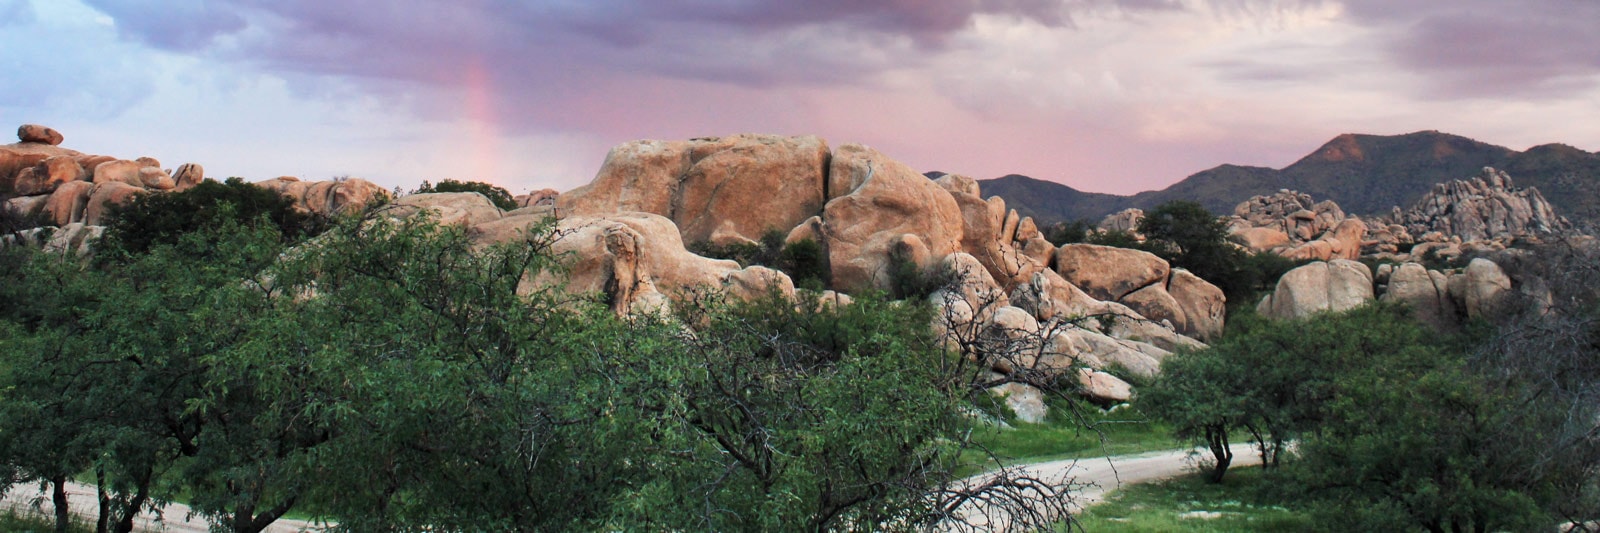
[5,126,1235,412]
[1256,259,1375,320]
[557,134,830,247]
[0,124,222,228]
[1227,190,1367,261]
[1394,167,1570,243]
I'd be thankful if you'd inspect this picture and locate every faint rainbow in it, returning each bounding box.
[463,56,500,185]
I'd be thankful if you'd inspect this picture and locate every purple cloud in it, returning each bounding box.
[1341,0,1600,98]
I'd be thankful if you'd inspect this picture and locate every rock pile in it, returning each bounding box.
[5,126,1230,412]
[2,124,203,226]
[1256,257,1515,331]
[2,124,389,239]
[1226,190,1367,261]
[541,134,1228,412]
[1376,167,1570,257]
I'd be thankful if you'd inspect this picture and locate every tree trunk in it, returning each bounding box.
[50,475,69,533]
[1205,424,1233,483]
[95,467,109,533]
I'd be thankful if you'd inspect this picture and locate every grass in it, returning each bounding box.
[0,508,94,533]
[961,399,1180,475]
[1071,466,1314,532]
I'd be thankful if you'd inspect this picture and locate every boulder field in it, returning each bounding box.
[4,128,1230,412]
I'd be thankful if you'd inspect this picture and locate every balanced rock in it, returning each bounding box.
[17,124,63,146]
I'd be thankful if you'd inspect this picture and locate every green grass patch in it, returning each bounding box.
[962,399,1179,474]
[1072,466,1313,532]
[0,508,94,533]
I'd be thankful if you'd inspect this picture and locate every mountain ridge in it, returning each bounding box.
[966,131,1600,225]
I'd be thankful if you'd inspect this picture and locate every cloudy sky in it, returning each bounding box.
[2,0,1596,196]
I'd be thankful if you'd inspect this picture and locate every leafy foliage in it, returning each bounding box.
[99,177,323,258]
[690,229,831,290]
[412,178,519,211]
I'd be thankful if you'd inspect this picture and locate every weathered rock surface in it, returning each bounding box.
[558,134,829,246]
[1054,244,1168,302]
[257,177,390,217]
[172,164,204,190]
[1379,262,1457,331]
[476,212,795,316]
[1448,257,1513,319]
[822,143,963,292]
[42,180,94,226]
[1168,269,1226,341]
[92,160,145,186]
[1257,259,1374,319]
[83,182,145,226]
[384,192,503,226]
[1098,208,1145,234]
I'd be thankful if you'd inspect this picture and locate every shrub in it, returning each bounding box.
[100,177,324,258]
[413,179,518,211]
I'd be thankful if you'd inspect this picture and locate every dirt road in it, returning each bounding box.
[947,442,1262,530]
[1,481,324,532]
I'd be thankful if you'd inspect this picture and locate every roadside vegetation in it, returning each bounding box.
[1074,467,1314,532]
[0,181,1079,532]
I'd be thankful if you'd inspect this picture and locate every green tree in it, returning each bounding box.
[99,177,323,259]
[0,215,302,533]
[413,179,519,211]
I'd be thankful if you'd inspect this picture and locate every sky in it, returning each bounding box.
[2,0,1597,196]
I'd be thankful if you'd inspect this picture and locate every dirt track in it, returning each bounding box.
[1,481,324,532]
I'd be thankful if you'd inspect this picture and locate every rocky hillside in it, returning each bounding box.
[972,131,1600,224]
[3,128,1237,417]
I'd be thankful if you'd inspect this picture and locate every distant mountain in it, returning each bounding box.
[967,131,1600,225]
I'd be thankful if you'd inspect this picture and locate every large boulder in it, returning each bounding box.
[83,182,145,225]
[3,194,49,220]
[821,143,964,292]
[1053,244,1169,301]
[478,212,795,316]
[172,164,204,190]
[92,160,144,186]
[1257,259,1374,320]
[1380,262,1457,331]
[1448,258,1513,319]
[17,124,63,146]
[386,192,503,226]
[1167,269,1226,341]
[559,135,829,246]
[0,149,51,191]
[42,180,95,226]
[12,156,86,196]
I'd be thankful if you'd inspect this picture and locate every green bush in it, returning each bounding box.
[100,177,324,258]
[690,229,831,290]
[413,179,518,211]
